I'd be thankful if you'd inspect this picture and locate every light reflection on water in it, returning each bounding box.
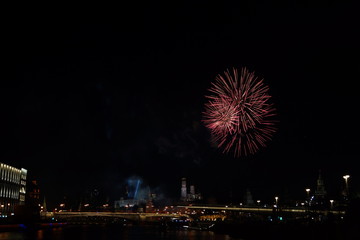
[0,232,24,240]
[0,225,243,240]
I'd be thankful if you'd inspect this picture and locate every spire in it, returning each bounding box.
[78,199,83,211]
[43,196,47,212]
[315,169,326,198]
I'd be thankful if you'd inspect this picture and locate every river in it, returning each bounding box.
[0,224,243,240]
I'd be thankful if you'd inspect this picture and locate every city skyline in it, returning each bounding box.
[2,1,359,208]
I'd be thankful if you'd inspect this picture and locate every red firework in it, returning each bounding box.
[203,68,276,157]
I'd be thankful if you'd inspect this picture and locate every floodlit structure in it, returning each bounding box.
[114,179,155,212]
[0,162,27,217]
[181,178,187,201]
[315,170,327,198]
[180,178,202,202]
[244,189,254,206]
[311,170,328,208]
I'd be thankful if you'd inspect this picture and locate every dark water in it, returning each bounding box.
[0,225,243,240]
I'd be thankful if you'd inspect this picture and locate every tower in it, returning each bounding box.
[313,170,327,209]
[181,178,187,201]
[190,185,195,195]
[244,189,254,206]
[43,196,47,212]
[189,185,195,201]
[315,170,327,198]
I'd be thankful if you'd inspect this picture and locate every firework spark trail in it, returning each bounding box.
[203,67,276,157]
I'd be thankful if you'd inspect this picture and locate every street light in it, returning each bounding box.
[275,197,279,207]
[305,189,311,208]
[330,200,334,209]
[343,175,350,196]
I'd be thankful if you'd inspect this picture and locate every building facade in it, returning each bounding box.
[312,170,328,209]
[315,170,327,198]
[180,178,202,202]
[181,178,187,201]
[0,162,27,217]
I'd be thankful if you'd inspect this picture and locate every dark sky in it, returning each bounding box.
[2,1,360,208]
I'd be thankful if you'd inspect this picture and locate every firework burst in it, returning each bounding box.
[203,68,276,157]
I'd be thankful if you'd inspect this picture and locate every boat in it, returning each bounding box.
[184,222,215,231]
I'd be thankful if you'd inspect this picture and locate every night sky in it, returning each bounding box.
[2,1,360,208]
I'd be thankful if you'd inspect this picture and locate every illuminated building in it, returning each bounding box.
[188,185,202,201]
[27,180,41,208]
[28,180,40,200]
[181,178,187,201]
[312,170,327,209]
[180,178,202,202]
[190,185,195,196]
[315,170,327,198]
[0,162,27,217]
[243,189,254,206]
[114,197,143,208]
[114,179,153,212]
